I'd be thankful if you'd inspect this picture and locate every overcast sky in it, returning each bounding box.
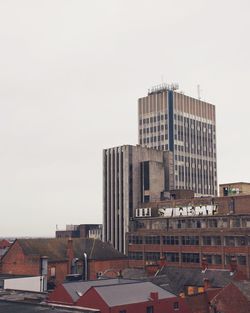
[0,0,249,237]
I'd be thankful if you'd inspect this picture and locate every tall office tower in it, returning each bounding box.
[138,83,217,196]
[103,145,174,253]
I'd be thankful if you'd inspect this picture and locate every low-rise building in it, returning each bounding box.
[209,280,250,313]
[48,278,191,313]
[56,224,102,240]
[219,182,250,197]
[0,239,12,259]
[0,238,127,287]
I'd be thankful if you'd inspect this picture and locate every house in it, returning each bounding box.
[148,266,242,296]
[0,239,12,259]
[209,281,250,313]
[0,238,128,287]
[48,278,192,313]
[0,289,99,313]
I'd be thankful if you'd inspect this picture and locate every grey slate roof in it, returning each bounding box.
[94,281,176,306]
[150,266,235,295]
[0,301,99,313]
[11,238,126,262]
[63,278,138,303]
[122,268,148,279]
[233,281,250,301]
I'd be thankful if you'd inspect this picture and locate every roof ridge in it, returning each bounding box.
[89,238,96,259]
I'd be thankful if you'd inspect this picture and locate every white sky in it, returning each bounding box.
[0,0,249,237]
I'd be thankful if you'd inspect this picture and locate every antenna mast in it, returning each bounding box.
[197,84,201,100]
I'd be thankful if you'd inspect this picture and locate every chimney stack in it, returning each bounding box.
[159,256,167,268]
[40,256,48,292]
[230,256,237,274]
[150,292,159,301]
[67,238,74,274]
[201,256,208,272]
[203,278,211,291]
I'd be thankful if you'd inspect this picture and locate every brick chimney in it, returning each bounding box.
[66,238,74,274]
[201,256,208,272]
[145,263,160,276]
[158,256,167,268]
[150,292,159,301]
[203,278,211,291]
[230,256,237,274]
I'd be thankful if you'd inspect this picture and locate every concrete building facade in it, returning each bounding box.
[103,145,174,253]
[138,83,217,196]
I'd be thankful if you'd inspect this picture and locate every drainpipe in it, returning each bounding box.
[40,256,48,292]
[83,253,88,281]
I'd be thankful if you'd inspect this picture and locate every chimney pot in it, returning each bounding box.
[150,292,159,301]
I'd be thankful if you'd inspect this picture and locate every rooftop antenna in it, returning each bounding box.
[197,84,201,100]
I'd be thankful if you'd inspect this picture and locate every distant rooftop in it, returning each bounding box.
[148,82,179,95]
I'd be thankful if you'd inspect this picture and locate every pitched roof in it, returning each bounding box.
[15,238,126,262]
[233,281,250,301]
[0,239,11,249]
[153,266,234,295]
[62,278,138,303]
[0,301,99,313]
[93,281,176,306]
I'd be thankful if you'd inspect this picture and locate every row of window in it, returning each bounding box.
[128,251,247,265]
[140,124,167,133]
[139,216,249,231]
[139,114,167,125]
[128,235,248,246]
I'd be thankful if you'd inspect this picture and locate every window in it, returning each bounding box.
[147,306,154,313]
[162,236,179,245]
[145,252,160,261]
[173,302,179,310]
[145,236,160,245]
[164,252,179,262]
[50,267,56,277]
[208,219,218,228]
[235,236,246,246]
[182,253,200,263]
[128,235,143,244]
[203,254,212,264]
[225,236,235,246]
[213,236,221,246]
[202,236,211,245]
[237,255,246,265]
[214,255,222,264]
[182,236,199,245]
[128,252,143,260]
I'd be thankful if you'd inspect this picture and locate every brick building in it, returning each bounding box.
[127,194,250,278]
[0,239,12,259]
[48,278,191,313]
[209,280,250,313]
[0,238,128,287]
[56,224,102,240]
[219,182,250,197]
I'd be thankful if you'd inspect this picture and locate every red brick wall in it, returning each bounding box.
[47,284,74,305]
[88,259,128,280]
[1,241,40,276]
[76,287,109,313]
[0,241,69,285]
[211,283,250,313]
[77,288,191,313]
[48,261,68,286]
